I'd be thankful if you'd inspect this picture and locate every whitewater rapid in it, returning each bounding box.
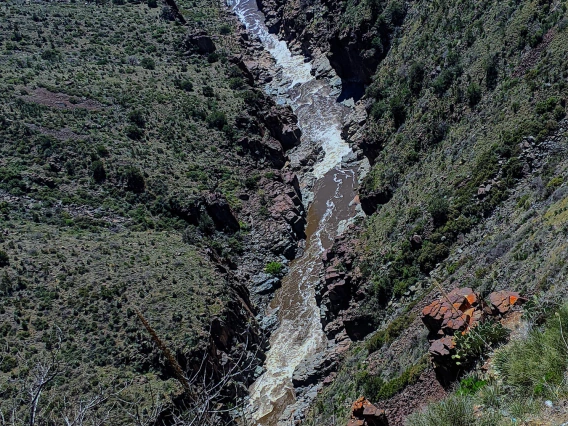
[228,0,358,424]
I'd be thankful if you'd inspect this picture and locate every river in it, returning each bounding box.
[229,0,361,424]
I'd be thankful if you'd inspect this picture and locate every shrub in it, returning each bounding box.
[175,79,193,92]
[219,24,231,35]
[207,52,219,63]
[265,261,283,276]
[206,110,227,129]
[452,320,509,366]
[494,304,568,398]
[432,66,462,95]
[485,56,499,90]
[140,57,155,70]
[128,110,146,128]
[41,49,60,61]
[358,357,428,401]
[456,376,487,396]
[466,83,482,107]
[123,167,145,193]
[389,94,407,128]
[417,242,449,271]
[408,62,425,94]
[228,77,245,90]
[126,125,144,140]
[202,86,215,97]
[366,313,415,353]
[147,0,158,7]
[91,160,106,183]
[0,251,8,267]
[405,395,476,426]
[428,195,449,226]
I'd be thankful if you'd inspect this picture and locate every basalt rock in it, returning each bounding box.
[421,287,482,338]
[184,30,216,54]
[205,193,240,233]
[489,290,526,315]
[359,187,393,215]
[347,397,388,426]
[263,105,302,151]
[422,288,525,370]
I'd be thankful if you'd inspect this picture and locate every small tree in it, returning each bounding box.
[0,250,9,267]
[467,82,482,107]
[91,160,106,183]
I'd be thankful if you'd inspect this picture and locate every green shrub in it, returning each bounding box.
[123,167,145,193]
[405,395,476,426]
[358,357,428,401]
[147,0,158,7]
[91,160,106,183]
[126,125,144,140]
[175,79,193,92]
[0,250,8,267]
[417,242,449,271]
[265,261,283,276]
[206,110,227,129]
[128,110,146,128]
[140,57,155,70]
[494,304,568,398]
[366,313,415,353]
[466,83,482,107]
[207,52,219,63]
[432,65,462,95]
[202,86,215,97]
[456,376,487,396]
[408,62,425,94]
[485,56,499,90]
[452,320,509,366]
[41,49,60,61]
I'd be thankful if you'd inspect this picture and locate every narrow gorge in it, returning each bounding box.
[229,0,366,423]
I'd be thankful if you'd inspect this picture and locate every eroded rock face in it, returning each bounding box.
[422,287,525,369]
[205,193,240,233]
[421,287,482,338]
[184,30,216,54]
[489,290,526,315]
[347,397,388,426]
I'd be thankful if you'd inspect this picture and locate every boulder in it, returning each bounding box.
[421,287,481,337]
[410,234,423,249]
[489,290,526,315]
[347,397,388,426]
[204,193,240,232]
[185,30,216,54]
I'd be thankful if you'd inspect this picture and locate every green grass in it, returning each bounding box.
[494,305,568,398]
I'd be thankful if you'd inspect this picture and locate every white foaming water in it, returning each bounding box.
[228,0,351,180]
[228,0,358,424]
[229,0,312,88]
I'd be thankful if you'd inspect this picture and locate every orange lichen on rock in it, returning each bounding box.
[347,397,388,426]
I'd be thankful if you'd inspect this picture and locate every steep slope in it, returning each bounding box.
[251,0,568,423]
[0,0,307,423]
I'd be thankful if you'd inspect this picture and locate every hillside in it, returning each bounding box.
[2,0,568,424]
[0,0,307,423]
[249,0,568,423]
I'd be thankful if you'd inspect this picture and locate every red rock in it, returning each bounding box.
[348,397,388,426]
[489,290,526,315]
[422,288,481,336]
[429,335,455,357]
[351,397,370,417]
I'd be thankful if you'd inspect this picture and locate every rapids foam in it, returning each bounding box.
[228,0,358,424]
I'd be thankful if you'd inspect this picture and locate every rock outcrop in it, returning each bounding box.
[184,30,216,54]
[347,397,388,426]
[421,287,525,368]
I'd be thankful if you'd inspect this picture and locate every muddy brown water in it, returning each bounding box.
[229,0,361,423]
